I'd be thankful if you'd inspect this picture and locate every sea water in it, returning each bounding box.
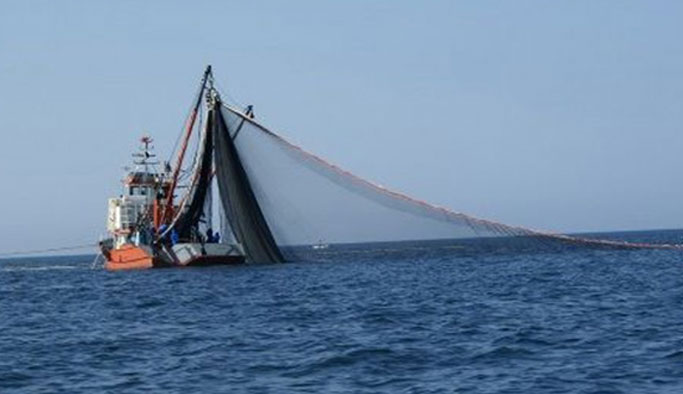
[2,230,683,393]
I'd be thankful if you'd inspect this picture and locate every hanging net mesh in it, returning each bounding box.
[214,103,683,261]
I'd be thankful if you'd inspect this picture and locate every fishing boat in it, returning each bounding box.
[99,66,283,270]
[99,136,245,270]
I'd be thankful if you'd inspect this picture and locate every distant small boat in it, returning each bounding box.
[312,241,329,250]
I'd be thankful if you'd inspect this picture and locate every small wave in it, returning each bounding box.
[0,371,32,389]
[472,345,535,362]
[664,350,683,360]
[286,347,396,377]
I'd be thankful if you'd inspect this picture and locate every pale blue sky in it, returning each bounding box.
[1,1,682,253]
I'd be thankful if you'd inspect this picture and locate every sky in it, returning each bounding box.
[1,1,683,254]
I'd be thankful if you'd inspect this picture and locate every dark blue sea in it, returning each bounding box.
[3,230,683,393]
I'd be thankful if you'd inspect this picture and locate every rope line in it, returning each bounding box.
[0,243,98,259]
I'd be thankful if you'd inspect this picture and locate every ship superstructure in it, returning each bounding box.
[107,137,164,250]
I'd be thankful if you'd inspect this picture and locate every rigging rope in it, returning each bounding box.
[0,243,98,259]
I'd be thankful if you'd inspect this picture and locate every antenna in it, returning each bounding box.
[133,135,159,172]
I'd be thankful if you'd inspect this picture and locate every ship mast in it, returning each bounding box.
[160,65,213,227]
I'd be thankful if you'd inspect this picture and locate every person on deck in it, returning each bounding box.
[170,229,179,245]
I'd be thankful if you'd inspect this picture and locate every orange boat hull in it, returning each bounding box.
[103,243,245,271]
[105,244,156,270]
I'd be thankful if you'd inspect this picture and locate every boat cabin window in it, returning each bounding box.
[128,186,148,196]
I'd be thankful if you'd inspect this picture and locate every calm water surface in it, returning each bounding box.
[2,230,683,393]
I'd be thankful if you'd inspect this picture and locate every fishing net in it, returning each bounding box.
[212,102,683,261]
[213,102,285,262]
